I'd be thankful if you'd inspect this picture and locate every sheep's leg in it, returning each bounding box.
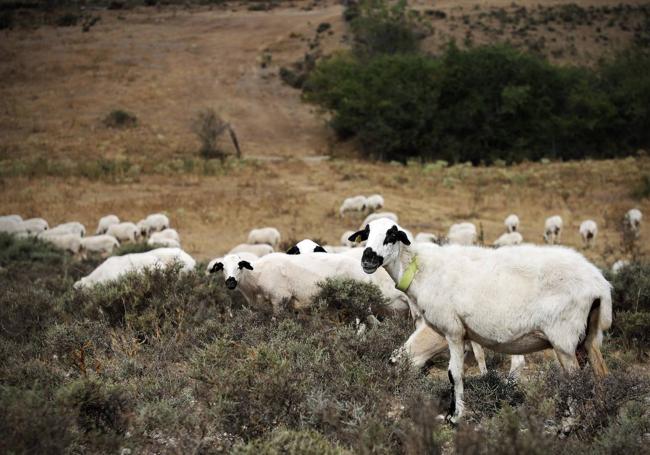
[508,355,526,379]
[391,324,447,368]
[470,341,488,375]
[584,310,609,378]
[553,349,579,373]
[446,337,466,423]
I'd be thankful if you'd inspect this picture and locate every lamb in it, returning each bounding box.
[504,214,519,233]
[339,195,367,217]
[209,252,411,315]
[40,232,82,255]
[579,220,598,248]
[365,194,384,212]
[207,252,259,276]
[138,213,170,236]
[349,218,612,422]
[106,222,140,243]
[22,218,49,236]
[415,232,438,244]
[229,243,274,257]
[81,235,120,256]
[493,232,523,247]
[96,215,120,235]
[360,211,398,229]
[624,209,642,236]
[543,215,563,244]
[447,222,477,246]
[247,227,281,249]
[74,253,163,289]
[147,237,180,248]
[286,239,327,254]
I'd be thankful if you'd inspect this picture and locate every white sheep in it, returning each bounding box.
[360,211,398,229]
[543,215,563,244]
[415,232,438,244]
[493,232,523,247]
[0,219,26,235]
[0,215,22,223]
[22,218,49,236]
[504,214,519,233]
[323,245,352,253]
[40,232,82,255]
[611,260,629,274]
[106,222,140,243]
[57,222,86,237]
[341,230,356,247]
[579,220,598,248]
[209,252,411,315]
[624,209,642,236]
[138,213,170,236]
[206,252,259,276]
[365,194,384,212]
[229,243,274,257]
[286,239,327,254]
[156,228,180,242]
[96,215,120,235]
[146,247,196,272]
[447,222,477,246]
[81,235,120,256]
[247,227,281,249]
[74,253,163,289]
[349,218,612,422]
[339,195,367,217]
[147,237,180,248]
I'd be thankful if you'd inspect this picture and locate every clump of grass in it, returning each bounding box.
[111,242,155,256]
[103,109,137,129]
[313,277,389,322]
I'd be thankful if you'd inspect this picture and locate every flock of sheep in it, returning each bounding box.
[0,196,644,422]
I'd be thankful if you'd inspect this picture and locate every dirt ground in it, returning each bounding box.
[0,0,649,262]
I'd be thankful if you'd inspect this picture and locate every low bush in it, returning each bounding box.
[103,109,137,129]
[313,277,388,322]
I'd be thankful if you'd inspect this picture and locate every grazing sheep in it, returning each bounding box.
[229,243,274,257]
[365,194,384,212]
[22,218,49,236]
[340,230,357,247]
[57,222,86,237]
[0,215,22,223]
[543,215,563,244]
[247,227,281,249]
[504,214,520,233]
[207,252,259,276]
[493,232,523,247]
[624,209,642,236]
[74,253,163,289]
[415,232,438,244]
[81,235,120,256]
[349,218,612,422]
[106,222,140,243]
[147,236,180,249]
[611,259,630,274]
[138,213,170,236]
[96,215,120,235]
[360,212,398,229]
[0,219,26,235]
[146,247,196,272]
[339,195,367,217]
[287,239,327,254]
[579,220,598,248]
[209,252,411,315]
[447,222,477,246]
[40,232,82,255]
[156,228,180,242]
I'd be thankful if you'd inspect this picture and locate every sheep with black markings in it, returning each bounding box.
[579,220,598,248]
[543,215,563,244]
[286,239,327,254]
[349,218,612,422]
[207,252,259,276]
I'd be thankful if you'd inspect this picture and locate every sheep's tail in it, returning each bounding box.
[578,286,612,378]
[597,287,613,333]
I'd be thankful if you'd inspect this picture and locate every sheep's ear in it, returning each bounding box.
[348,225,369,243]
[210,262,223,273]
[313,245,327,253]
[396,229,411,245]
[286,246,300,255]
[238,260,254,270]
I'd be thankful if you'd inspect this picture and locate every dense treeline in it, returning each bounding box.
[304,0,650,164]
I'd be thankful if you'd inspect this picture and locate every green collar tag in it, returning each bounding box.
[396,256,419,292]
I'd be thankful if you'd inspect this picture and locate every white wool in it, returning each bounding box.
[287,239,326,254]
[493,232,523,247]
[40,232,82,254]
[415,232,438,244]
[447,222,477,246]
[339,195,367,216]
[579,220,598,248]
[147,237,180,248]
[22,218,49,236]
[229,243,274,257]
[106,222,140,243]
[543,215,563,244]
[206,252,259,276]
[360,211,398,229]
[365,194,384,212]
[247,227,281,248]
[504,214,519,233]
[96,215,120,235]
[81,235,120,256]
[139,213,170,236]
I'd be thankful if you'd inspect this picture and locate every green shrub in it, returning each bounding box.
[609,261,650,313]
[103,109,138,128]
[112,242,155,256]
[313,277,389,322]
[55,12,78,26]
